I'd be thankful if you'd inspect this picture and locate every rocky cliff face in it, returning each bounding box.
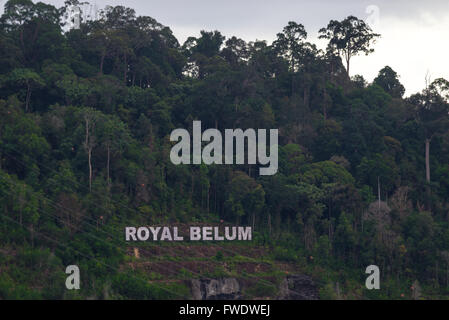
[277,275,319,300]
[190,278,242,300]
[190,274,318,300]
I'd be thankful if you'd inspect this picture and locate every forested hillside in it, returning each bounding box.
[1,0,449,300]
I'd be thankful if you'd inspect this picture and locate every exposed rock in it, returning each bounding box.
[191,278,242,300]
[277,274,319,300]
[190,275,318,300]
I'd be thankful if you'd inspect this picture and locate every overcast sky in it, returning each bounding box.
[15,0,449,95]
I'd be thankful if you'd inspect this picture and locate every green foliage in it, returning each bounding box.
[319,15,380,74]
[273,246,298,262]
[374,66,405,98]
[0,0,449,300]
[215,250,224,261]
[112,271,188,299]
[244,280,278,298]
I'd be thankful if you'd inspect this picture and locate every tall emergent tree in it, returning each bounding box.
[6,68,44,111]
[374,66,406,98]
[319,15,380,76]
[273,21,308,71]
[409,78,449,185]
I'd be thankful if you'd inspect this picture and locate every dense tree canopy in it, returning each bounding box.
[1,0,449,300]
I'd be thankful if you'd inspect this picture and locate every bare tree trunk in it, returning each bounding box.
[378,176,381,209]
[100,52,105,74]
[345,49,351,76]
[123,53,127,84]
[252,212,255,230]
[425,138,431,183]
[84,115,94,193]
[30,224,34,248]
[107,143,111,190]
[25,83,31,112]
[328,200,332,243]
[323,86,328,120]
[88,147,92,192]
[268,213,271,236]
[425,138,432,209]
